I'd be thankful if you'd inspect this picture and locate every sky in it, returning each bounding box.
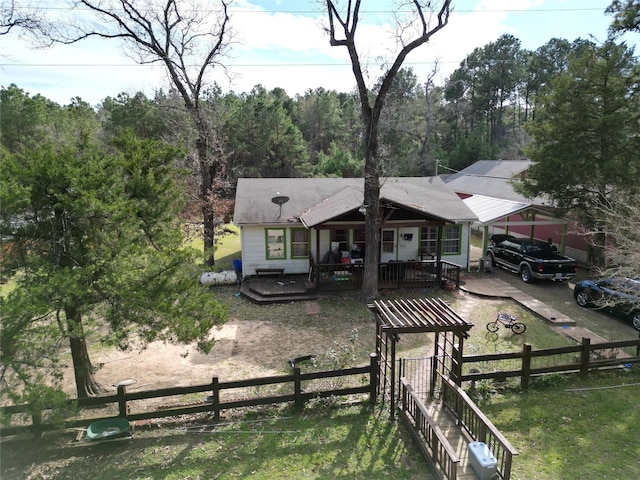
[1,0,637,106]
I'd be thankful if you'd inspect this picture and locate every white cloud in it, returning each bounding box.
[0,0,630,105]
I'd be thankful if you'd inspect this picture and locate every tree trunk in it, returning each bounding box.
[360,115,381,302]
[197,133,216,267]
[65,306,103,398]
[361,174,381,302]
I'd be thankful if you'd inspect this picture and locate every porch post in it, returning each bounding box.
[315,228,320,283]
[560,222,568,255]
[482,224,489,259]
[436,227,443,284]
[431,331,440,395]
[529,212,536,239]
[390,331,397,418]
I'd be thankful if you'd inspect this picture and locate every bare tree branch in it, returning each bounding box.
[46,0,233,265]
[1,0,50,38]
[324,0,452,300]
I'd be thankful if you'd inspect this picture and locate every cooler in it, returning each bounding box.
[468,441,497,480]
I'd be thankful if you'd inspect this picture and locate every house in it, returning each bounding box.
[233,177,478,295]
[444,160,590,264]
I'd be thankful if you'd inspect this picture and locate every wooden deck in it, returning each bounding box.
[239,260,461,304]
[240,274,319,303]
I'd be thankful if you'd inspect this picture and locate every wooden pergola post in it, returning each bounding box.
[368,298,474,419]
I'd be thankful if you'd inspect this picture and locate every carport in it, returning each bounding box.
[368,297,473,416]
[462,194,571,257]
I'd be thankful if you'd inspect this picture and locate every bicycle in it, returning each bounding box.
[486,311,527,334]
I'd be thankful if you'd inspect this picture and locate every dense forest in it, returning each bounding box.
[1,34,618,192]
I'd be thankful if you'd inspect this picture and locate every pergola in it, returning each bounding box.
[368,298,474,414]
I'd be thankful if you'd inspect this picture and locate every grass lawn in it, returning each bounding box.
[2,226,639,479]
[484,368,640,480]
[1,405,434,480]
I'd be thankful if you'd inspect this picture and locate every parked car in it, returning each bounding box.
[573,277,640,331]
[487,234,577,283]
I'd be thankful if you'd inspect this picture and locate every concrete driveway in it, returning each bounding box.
[463,265,640,343]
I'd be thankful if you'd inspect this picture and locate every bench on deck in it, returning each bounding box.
[254,268,285,276]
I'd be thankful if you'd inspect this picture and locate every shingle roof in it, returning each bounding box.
[233,177,477,226]
[444,160,547,204]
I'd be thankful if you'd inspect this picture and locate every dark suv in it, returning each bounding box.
[573,277,640,331]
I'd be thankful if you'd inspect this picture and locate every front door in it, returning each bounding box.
[381,229,396,263]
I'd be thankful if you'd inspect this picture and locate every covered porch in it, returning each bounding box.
[239,259,461,303]
[311,258,461,292]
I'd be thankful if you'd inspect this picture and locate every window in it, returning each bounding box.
[332,229,348,252]
[265,228,286,259]
[420,227,438,257]
[382,230,395,253]
[443,225,461,255]
[421,225,461,256]
[290,228,309,258]
[353,228,366,258]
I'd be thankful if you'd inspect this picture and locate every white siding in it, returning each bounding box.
[239,223,473,276]
[240,225,313,276]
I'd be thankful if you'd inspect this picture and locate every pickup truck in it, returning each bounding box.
[486,234,577,283]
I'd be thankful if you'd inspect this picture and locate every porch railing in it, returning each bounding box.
[440,373,518,480]
[313,260,460,292]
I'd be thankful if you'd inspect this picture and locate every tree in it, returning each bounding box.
[607,0,640,35]
[100,91,169,140]
[1,0,48,37]
[294,87,356,167]
[588,192,640,278]
[325,0,452,300]
[523,38,573,121]
[221,86,311,179]
[1,84,90,151]
[0,132,226,399]
[519,40,640,265]
[53,0,232,266]
[314,140,364,177]
[444,35,525,151]
[374,68,423,174]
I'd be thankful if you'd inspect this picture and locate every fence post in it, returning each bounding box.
[294,367,303,411]
[369,353,378,405]
[211,376,220,421]
[31,408,43,440]
[117,385,128,418]
[580,337,591,378]
[521,343,532,390]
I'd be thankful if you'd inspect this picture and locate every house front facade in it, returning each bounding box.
[233,177,477,287]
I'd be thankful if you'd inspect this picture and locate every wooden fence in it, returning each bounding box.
[0,354,379,438]
[459,337,640,389]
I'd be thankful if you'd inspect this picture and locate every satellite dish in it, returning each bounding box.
[271,194,289,219]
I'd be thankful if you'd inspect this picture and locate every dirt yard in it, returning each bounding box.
[76,286,492,401]
[79,247,489,393]
[88,317,336,391]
